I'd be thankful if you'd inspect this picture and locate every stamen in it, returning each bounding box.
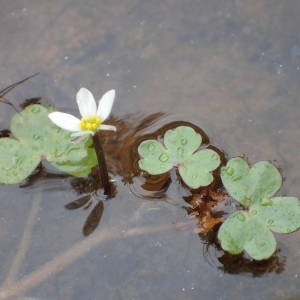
[80,115,101,132]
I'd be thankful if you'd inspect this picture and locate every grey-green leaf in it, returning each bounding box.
[179,149,220,188]
[218,211,277,260]
[137,126,220,188]
[221,157,282,206]
[163,126,201,161]
[1,104,98,182]
[253,197,300,233]
[138,140,172,175]
[0,138,40,184]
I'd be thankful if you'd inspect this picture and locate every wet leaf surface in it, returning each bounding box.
[138,126,221,189]
[221,157,282,206]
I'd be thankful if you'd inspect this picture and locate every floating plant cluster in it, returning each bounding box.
[0,82,299,261]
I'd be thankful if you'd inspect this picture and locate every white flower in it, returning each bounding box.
[48,88,116,138]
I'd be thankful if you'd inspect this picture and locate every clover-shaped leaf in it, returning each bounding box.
[138,126,221,189]
[0,138,40,184]
[218,157,300,260]
[0,104,98,184]
[221,157,282,206]
[252,197,300,233]
[137,140,173,175]
[218,211,276,260]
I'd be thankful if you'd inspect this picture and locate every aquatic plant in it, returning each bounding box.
[218,157,300,260]
[0,104,97,184]
[48,87,117,196]
[138,126,221,189]
[48,88,116,138]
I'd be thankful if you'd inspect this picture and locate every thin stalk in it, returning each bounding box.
[0,73,39,98]
[0,73,40,112]
[92,131,111,197]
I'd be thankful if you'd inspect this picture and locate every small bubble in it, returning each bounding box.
[261,198,272,206]
[237,214,246,222]
[147,143,155,151]
[159,153,169,162]
[211,153,218,160]
[181,138,187,145]
[226,167,234,175]
[31,106,40,113]
[64,55,69,61]
[250,209,257,215]
[177,147,184,155]
[33,134,41,140]
[232,175,242,181]
[192,174,198,179]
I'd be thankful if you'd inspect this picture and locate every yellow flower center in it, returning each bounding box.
[80,115,101,132]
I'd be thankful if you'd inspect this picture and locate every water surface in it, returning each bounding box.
[0,0,300,299]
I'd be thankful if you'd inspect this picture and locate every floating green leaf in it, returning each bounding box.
[218,157,300,260]
[138,126,220,189]
[221,157,282,206]
[0,104,97,184]
[0,138,40,184]
[252,197,300,233]
[218,211,276,260]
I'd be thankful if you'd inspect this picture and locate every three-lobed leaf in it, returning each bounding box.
[138,126,221,189]
[219,157,300,260]
[252,197,300,233]
[221,157,282,206]
[0,138,40,184]
[0,104,97,184]
[218,211,277,260]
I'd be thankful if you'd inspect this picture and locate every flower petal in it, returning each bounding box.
[76,88,97,118]
[48,112,81,132]
[98,124,117,131]
[97,89,115,121]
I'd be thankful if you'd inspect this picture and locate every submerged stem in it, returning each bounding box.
[92,131,111,197]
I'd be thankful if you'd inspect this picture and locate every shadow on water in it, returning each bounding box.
[0,77,286,276]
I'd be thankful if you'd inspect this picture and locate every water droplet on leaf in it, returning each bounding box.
[250,209,257,215]
[232,175,242,182]
[237,214,246,222]
[210,153,218,160]
[33,134,41,140]
[181,138,187,145]
[31,106,41,113]
[147,143,155,151]
[177,147,184,155]
[226,167,234,175]
[159,153,169,162]
[267,219,274,226]
[261,198,272,206]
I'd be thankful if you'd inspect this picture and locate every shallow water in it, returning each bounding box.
[0,0,300,299]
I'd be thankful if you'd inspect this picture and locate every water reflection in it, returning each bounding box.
[1,96,289,273]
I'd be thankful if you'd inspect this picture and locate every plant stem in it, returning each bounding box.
[92,131,111,197]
